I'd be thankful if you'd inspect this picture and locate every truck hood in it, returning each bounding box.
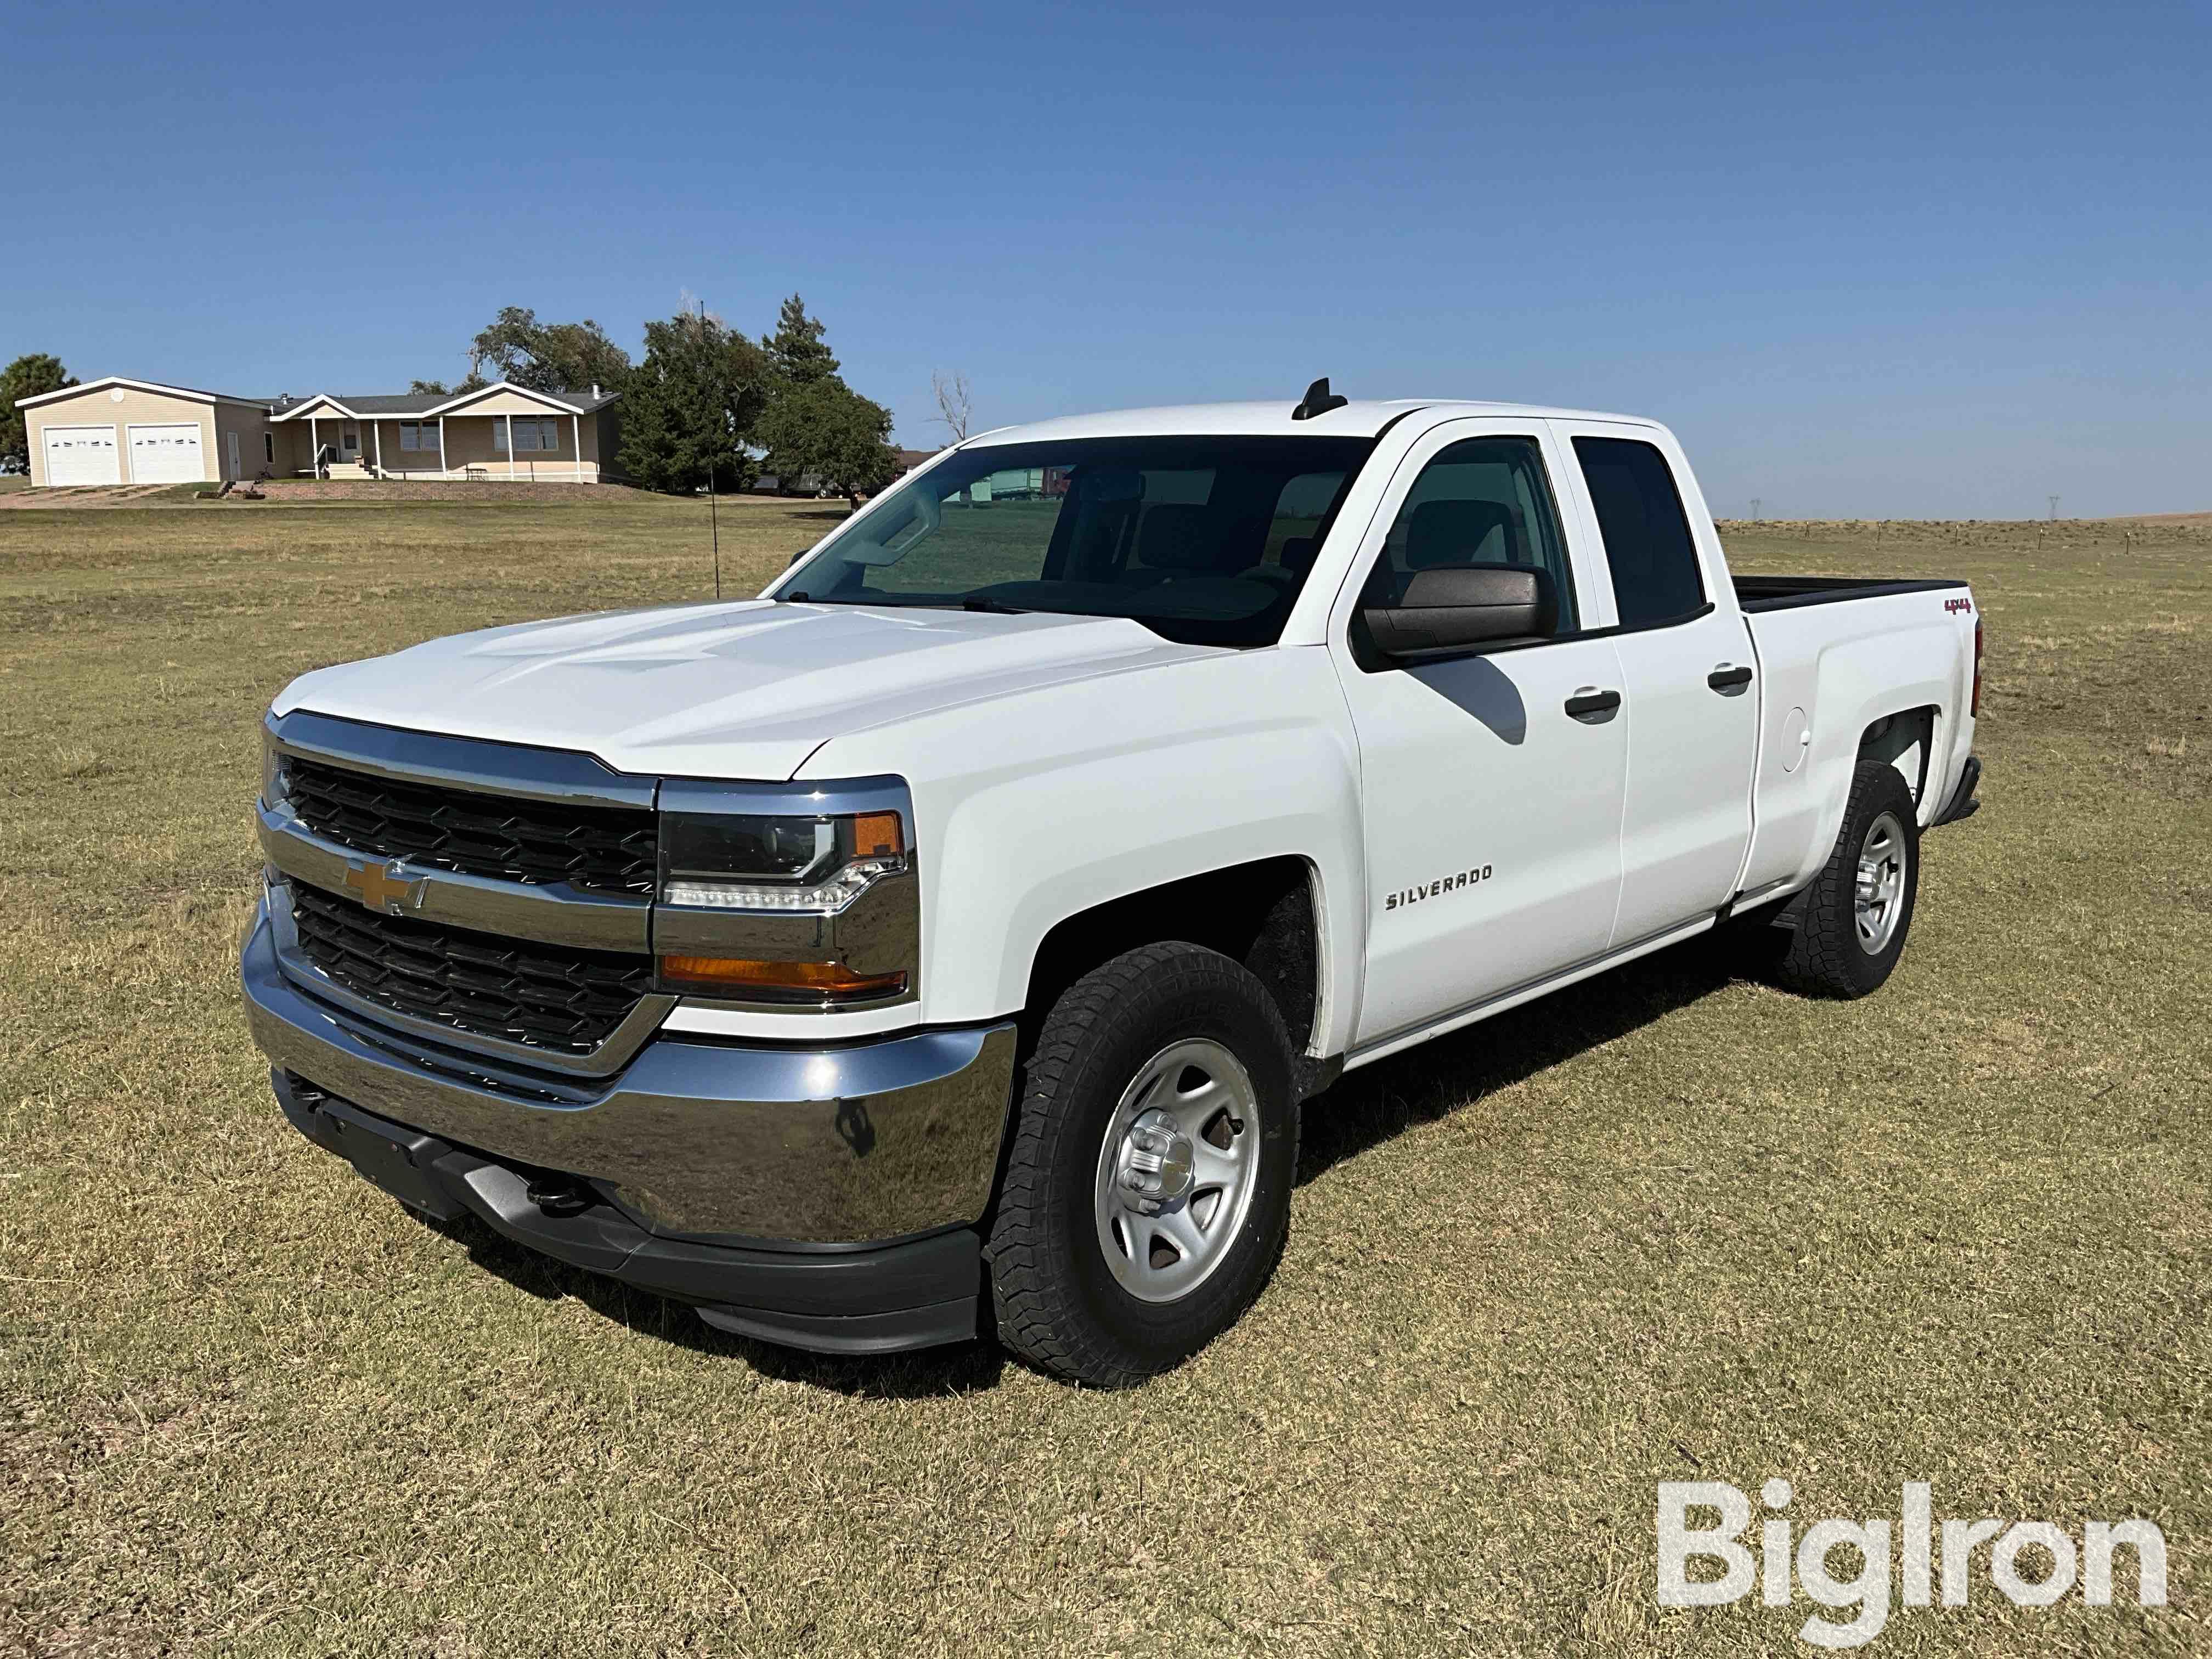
[273,600,1218,780]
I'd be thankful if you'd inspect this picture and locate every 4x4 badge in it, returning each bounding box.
[343,859,425,914]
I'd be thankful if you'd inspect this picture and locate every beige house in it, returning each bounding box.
[16,375,624,487]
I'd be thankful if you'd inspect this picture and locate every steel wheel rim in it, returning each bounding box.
[1854,810,1907,954]
[1092,1038,1261,1304]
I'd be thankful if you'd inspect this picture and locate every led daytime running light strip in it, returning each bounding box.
[664,855,905,914]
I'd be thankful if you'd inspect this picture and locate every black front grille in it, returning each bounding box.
[289,883,654,1054]
[283,755,657,897]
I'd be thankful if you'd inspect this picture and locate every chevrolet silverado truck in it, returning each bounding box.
[241,383,1984,1386]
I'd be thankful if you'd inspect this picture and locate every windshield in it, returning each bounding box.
[772,435,1378,646]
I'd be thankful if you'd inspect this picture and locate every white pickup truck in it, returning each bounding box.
[242,384,1983,1385]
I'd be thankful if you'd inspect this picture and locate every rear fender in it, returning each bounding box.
[1742,606,1965,895]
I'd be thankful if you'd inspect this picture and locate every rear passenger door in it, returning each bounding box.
[1553,424,1759,947]
[1329,418,1628,1048]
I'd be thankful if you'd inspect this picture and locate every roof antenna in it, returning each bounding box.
[1291,376,1349,420]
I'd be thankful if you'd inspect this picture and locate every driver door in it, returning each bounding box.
[1329,418,1628,1049]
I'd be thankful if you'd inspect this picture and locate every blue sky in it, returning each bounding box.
[7,1,2205,517]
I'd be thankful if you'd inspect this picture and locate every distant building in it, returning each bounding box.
[15,375,622,487]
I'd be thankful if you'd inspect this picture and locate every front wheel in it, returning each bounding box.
[1771,758,1922,997]
[986,943,1299,1387]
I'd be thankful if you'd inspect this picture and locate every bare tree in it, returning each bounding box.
[931,370,973,443]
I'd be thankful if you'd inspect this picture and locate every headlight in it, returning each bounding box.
[660,809,906,913]
[654,782,919,1007]
[261,723,288,811]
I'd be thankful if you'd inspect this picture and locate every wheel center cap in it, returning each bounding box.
[1115,1108,1196,1215]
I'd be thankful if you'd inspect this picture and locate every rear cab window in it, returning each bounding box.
[1570,436,1706,628]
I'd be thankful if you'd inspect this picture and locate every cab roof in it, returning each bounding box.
[962,398,1658,446]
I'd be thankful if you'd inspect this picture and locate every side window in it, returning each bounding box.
[1571,437,1706,628]
[1363,437,1576,633]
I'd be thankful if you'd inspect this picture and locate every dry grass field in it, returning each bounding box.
[1,496,2206,1657]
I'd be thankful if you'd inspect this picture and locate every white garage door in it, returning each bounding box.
[43,425,122,487]
[128,424,206,483]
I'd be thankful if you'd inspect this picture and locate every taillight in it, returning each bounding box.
[1971,616,1984,718]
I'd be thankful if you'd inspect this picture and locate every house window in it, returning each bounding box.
[263,432,274,464]
[493,417,561,453]
[399,422,438,452]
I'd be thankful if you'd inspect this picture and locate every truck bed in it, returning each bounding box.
[1733,574,1969,613]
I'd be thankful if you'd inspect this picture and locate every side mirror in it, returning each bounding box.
[1363,564,1557,658]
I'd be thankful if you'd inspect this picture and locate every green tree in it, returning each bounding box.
[459,307,631,393]
[617,309,775,494]
[761,294,840,386]
[755,377,899,511]
[1,353,75,463]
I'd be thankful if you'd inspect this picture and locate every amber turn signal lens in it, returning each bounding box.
[851,811,904,860]
[659,955,907,1000]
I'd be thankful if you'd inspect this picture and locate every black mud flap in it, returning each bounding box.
[1930,754,1983,828]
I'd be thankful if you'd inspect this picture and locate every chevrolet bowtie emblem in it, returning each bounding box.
[343,859,424,914]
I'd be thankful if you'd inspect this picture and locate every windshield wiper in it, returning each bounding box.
[782,593,1029,614]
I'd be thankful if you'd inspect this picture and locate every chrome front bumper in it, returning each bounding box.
[240,896,1017,1246]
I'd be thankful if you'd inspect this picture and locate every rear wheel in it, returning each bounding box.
[1771,759,1921,997]
[987,943,1298,1387]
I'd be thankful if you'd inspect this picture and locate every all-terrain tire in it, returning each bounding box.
[1772,759,1921,998]
[986,942,1299,1387]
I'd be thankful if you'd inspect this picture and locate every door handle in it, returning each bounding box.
[1565,687,1622,723]
[1707,664,1753,694]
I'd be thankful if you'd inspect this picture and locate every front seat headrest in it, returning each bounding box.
[1406,498,1516,569]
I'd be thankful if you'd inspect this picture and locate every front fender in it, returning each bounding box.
[803,648,1367,1054]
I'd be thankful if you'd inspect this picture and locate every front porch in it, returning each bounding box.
[270,385,617,484]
